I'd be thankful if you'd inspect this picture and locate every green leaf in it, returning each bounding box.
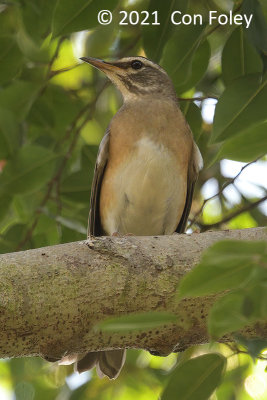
[180,102,203,141]
[217,119,267,162]
[209,281,267,339]
[215,364,250,400]
[84,24,115,59]
[178,39,211,94]
[0,36,23,84]
[143,0,188,62]
[236,337,267,358]
[161,353,226,400]
[16,28,49,63]
[161,24,206,90]
[0,194,12,221]
[18,0,56,41]
[96,312,177,332]
[178,240,267,299]
[0,109,19,159]
[61,226,85,243]
[0,81,40,121]
[212,74,267,143]
[15,382,35,400]
[259,0,267,13]
[208,292,249,339]
[52,0,119,37]
[0,224,28,254]
[0,145,58,195]
[222,27,263,86]
[60,169,92,203]
[28,85,83,139]
[242,0,267,52]
[81,145,98,169]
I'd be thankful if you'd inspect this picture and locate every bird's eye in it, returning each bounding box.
[131,60,143,70]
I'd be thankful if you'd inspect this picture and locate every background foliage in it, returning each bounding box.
[0,0,266,399]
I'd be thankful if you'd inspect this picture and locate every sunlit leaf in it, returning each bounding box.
[50,40,89,90]
[15,381,35,400]
[215,364,250,400]
[161,353,226,400]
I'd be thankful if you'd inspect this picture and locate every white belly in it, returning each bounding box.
[102,137,187,235]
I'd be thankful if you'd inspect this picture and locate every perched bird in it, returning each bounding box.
[61,56,203,379]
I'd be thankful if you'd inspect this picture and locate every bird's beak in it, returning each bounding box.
[80,57,121,73]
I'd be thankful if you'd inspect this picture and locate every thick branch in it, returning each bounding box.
[0,228,266,361]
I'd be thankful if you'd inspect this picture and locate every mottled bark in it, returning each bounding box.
[0,227,266,361]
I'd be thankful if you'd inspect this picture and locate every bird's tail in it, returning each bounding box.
[59,349,126,379]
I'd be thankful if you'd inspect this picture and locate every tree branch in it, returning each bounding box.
[1,228,266,362]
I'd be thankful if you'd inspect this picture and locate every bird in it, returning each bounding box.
[60,55,203,379]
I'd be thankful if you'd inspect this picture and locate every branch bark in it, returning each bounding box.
[0,227,266,361]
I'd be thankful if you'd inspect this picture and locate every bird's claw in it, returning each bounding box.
[85,237,96,249]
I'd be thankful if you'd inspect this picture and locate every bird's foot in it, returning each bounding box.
[85,236,96,249]
[112,231,120,237]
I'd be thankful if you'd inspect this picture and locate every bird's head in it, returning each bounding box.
[80,56,177,103]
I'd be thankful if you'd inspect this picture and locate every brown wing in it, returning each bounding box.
[88,130,110,237]
[176,142,203,233]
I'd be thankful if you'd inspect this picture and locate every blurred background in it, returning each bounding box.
[0,0,266,398]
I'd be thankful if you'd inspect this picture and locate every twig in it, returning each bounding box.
[178,95,218,102]
[46,37,66,78]
[189,157,263,228]
[198,195,267,232]
[16,83,107,251]
[224,343,267,361]
[49,63,80,78]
